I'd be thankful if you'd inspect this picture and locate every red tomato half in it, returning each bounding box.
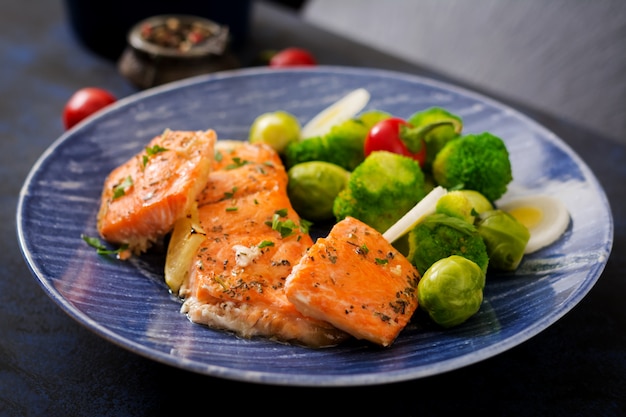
[269,47,317,67]
[364,117,427,166]
[63,87,116,130]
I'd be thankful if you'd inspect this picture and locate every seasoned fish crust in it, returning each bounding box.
[285,216,421,347]
[196,139,288,205]
[180,141,350,348]
[97,129,216,254]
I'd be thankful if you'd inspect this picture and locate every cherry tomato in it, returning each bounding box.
[269,47,317,67]
[364,117,427,167]
[63,87,116,130]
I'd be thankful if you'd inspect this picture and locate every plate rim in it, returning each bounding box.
[16,65,614,386]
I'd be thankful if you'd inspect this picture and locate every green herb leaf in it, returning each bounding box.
[222,187,238,200]
[264,209,310,238]
[356,244,370,255]
[81,234,128,256]
[266,212,294,238]
[142,144,168,166]
[112,175,133,200]
[225,157,249,170]
[258,240,275,249]
[299,218,313,234]
[275,208,288,217]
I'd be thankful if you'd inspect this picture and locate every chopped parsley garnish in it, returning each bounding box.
[112,175,133,200]
[268,216,298,238]
[225,206,238,212]
[265,209,311,238]
[299,218,312,234]
[375,258,389,265]
[142,144,168,166]
[225,157,249,170]
[222,187,238,200]
[258,240,275,249]
[266,209,293,238]
[81,234,128,256]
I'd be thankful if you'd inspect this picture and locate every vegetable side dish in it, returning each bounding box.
[86,89,570,347]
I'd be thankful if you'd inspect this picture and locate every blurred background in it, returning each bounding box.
[54,0,626,146]
[298,0,626,146]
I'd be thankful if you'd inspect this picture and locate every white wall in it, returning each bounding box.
[303,0,626,144]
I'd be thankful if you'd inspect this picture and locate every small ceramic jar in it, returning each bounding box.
[118,14,239,89]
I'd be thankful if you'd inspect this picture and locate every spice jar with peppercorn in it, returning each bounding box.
[117,14,240,89]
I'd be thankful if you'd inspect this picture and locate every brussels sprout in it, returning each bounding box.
[406,107,463,172]
[418,255,485,328]
[357,109,392,129]
[407,213,489,275]
[436,189,494,224]
[436,191,476,224]
[249,110,301,154]
[459,190,494,215]
[476,209,530,271]
[287,161,350,221]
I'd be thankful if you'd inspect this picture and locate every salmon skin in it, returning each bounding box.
[179,141,350,348]
[97,129,216,255]
[285,216,421,347]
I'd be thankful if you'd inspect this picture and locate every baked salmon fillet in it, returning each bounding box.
[97,129,216,255]
[178,141,349,348]
[285,216,421,347]
[196,139,288,205]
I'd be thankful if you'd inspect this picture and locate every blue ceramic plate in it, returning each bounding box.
[17,67,613,386]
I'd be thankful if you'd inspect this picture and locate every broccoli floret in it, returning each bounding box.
[407,213,489,275]
[432,132,512,202]
[407,107,463,172]
[333,151,427,233]
[284,110,391,171]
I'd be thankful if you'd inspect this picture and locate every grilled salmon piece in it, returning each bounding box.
[179,141,349,348]
[285,216,421,347]
[97,129,216,255]
[196,139,288,205]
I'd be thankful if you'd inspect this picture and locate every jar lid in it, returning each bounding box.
[127,14,229,59]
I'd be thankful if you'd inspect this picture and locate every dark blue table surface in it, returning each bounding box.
[2,1,625,415]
